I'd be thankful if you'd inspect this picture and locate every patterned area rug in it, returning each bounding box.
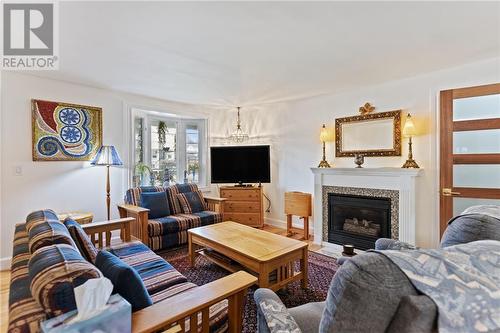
[157,246,339,333]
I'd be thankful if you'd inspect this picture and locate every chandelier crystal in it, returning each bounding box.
[228,106,249,143]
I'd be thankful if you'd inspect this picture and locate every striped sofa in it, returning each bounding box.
[8,209,229,333]
[118,183,226,251]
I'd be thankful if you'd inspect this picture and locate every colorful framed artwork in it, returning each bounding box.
[32,99,102,161]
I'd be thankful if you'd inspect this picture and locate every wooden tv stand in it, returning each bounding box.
[219,186,264,228]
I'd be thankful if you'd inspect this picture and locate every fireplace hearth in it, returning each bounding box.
[328,193,391,250]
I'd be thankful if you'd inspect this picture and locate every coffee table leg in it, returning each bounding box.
[301,247,308,289]
[259,263,269,289]
[188,232,195,267]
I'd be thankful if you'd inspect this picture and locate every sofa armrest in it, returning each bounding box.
[81,217,134,248]
[204,196,227,215]
[253,288,302,333]
[375,238,417,251]
[117,204,150,214]
[132,271,257,333]
[117,204,150,246]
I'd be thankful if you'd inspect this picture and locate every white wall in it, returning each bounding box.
[211,57,500,248]
[0,72,218,268]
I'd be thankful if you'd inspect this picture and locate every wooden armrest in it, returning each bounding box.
[203,196,227,202]
[82,217,134,247]
[117,204,150,213]
[132,271,257,333]
[81,217,135,231]
[117,205,150,245]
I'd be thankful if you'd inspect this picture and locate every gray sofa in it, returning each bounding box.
[254,210,500,333]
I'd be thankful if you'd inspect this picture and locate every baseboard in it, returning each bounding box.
[0,256,11,270]
[265,217,314,233]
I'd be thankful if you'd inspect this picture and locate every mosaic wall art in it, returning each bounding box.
[32,99,102,161]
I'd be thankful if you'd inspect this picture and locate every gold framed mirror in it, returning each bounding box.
[335,106,402,157]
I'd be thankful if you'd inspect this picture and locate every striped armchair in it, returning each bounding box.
[118,183,226,251]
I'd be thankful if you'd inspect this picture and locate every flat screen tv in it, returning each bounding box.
[210,145,271,184]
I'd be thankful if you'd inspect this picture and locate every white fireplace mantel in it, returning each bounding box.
[311,167,423,246]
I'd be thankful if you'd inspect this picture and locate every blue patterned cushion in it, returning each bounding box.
[176,191,207,214]
[25,209,59,233]
[9,224,47,333]
[28,244,102,318]
[28,220,77,254]
[108,240,188,294]
[147,212,222,250]
[124,186,164,206]
[64,219,98,263]
[95,250,153,312]
[165,183,199,214]
[141,191,170,219]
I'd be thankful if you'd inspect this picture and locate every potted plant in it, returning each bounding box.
[134,162,152,186]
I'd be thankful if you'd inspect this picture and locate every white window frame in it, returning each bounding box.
[130,108,208,188]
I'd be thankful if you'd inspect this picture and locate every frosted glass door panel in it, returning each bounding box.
[453,198,500,216]
[453,129,500,154]
[453,165,500,188]
[453,94,500,121]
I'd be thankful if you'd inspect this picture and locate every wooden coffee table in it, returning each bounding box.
[188,221,308,291]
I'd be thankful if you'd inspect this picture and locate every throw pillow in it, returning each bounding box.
[64,219,99,263]
[28,220,77,254]
[29,244,102,318]
[176,191,207,214]
[26,209,59,233]
[95,250,153,312]
[140,191,170,219]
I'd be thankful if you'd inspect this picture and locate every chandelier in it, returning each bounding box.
[228,106,249,143]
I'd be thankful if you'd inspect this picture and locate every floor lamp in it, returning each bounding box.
[91,145,123,220]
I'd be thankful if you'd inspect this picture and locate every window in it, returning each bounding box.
[132,111,206,187]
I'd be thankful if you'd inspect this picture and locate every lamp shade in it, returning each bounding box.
[91,145,123,166]
[320,124,333,142]
[402,113,417,137]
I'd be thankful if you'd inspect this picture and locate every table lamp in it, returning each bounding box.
[91,145,123,220]
[401,113,420,168]
[318,124,333,168]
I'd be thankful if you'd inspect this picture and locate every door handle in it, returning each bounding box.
[442,188,461,196]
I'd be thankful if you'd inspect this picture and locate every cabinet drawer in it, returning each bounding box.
[225,201,261,213]
[220,189,261,201]
[224,213,261,226]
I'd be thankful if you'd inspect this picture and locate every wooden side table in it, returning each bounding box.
[57,211,94,224]
[285,192,312,240]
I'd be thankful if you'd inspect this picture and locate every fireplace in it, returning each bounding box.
[328,193,391,250]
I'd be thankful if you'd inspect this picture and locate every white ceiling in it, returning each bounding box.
[33,1,500,107]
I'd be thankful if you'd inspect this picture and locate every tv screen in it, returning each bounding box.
[210,145,271,184]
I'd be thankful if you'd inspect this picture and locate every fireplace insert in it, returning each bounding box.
[328,193,391,250]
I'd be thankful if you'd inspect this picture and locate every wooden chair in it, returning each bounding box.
[285,192,312,240]
[117,195,226,247]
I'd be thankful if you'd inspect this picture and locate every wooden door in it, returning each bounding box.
[439,83,500,236]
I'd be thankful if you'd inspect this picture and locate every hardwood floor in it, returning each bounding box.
[1,270,10,333]
[0,224,324,332]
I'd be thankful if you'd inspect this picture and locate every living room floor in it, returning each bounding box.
[0,223,328,333]
[1,269,9,333]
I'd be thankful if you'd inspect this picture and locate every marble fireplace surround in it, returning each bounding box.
[311,167,423,247]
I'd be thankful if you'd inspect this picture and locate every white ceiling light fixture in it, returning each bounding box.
[228,106,249,143]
